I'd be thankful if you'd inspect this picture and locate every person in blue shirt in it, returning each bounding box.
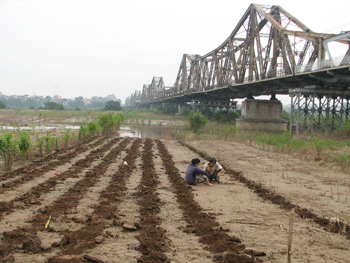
[185,158,213,186]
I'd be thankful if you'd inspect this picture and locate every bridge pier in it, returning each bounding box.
[178,103,191,115]
[236,99,287,131]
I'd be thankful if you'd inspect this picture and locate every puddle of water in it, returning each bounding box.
[118,125,185,139]
[1,125,81,131]
[1,124,183,139]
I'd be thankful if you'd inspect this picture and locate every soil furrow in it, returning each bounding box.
[153,145,213,262]
[82,140,144,262]
[0,137,120,234]
[135,139,169,263]
[45,138,142,261]
[0,136,114,220]
[156,140,255,263]
[179,141,350,239]
[0,137,129,260]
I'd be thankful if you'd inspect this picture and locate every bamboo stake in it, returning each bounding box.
[270,178,272,194]
[337,187,340,201]
[331,185,333,198]
[287,208,295,263]
[346,187,348,202]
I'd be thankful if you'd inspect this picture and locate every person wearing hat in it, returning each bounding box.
[204,157,224,183]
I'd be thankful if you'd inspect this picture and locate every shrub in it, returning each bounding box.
[36,136,45,156]
[98,113,116,135]
[87,121,99,136]
[79,125,88,140]
[63,129,71,148]
[0,101,7,109]
[0,132,18,170]
[54,104,65,110]
[44,131,56,154]
[189,111,208,133]
[104,100,121,111]
[17,129,31,162]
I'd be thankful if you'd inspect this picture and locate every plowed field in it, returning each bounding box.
[1,136,350,262]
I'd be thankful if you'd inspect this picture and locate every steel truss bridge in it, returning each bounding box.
[125,4,350,131]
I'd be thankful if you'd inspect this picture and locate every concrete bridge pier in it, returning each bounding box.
[178,103,191,115]
[236,99,287,131]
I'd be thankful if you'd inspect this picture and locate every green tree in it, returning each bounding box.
[0,101,7,109]
[44,102,64,110]
[45,102,57,110]
[189,111,208,133]
[54,104,65,110]
[104,100,121,111]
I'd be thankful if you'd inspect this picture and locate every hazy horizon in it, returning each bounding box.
[0,0,349,104]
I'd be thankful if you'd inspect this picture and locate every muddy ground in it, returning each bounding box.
[0,136,350,262]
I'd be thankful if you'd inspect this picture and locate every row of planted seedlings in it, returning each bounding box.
[0,137,130,260]
[0,112,124,171]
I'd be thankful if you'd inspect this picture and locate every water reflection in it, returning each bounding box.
[1,125,81,131]
[118,125,183,139]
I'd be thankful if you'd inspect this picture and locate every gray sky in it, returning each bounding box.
[0,0,349,103]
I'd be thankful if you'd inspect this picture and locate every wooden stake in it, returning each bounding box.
[331,185,333,198]
[337,187,340,201]
[287,208,295,263]
[345,187,348,202]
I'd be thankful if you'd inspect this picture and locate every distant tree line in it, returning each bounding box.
[0,95,122,111]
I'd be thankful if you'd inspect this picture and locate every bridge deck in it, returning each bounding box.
[143,65,350,105]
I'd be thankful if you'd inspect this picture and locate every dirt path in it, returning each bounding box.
[0,136,349,262]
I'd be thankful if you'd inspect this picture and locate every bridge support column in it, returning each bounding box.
[236,99,287,131]
[289,87,350,135]
[178,103,191,115]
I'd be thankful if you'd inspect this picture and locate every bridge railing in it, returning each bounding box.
[296,56,349,73]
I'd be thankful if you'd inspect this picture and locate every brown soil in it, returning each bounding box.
[0,137,350,262]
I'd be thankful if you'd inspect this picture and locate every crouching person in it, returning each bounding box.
[185,158,213,186]
[204,157,224,183]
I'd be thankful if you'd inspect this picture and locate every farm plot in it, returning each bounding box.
[0,137,349,262]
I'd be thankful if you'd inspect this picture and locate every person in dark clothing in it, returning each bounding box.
[185,158,213,186]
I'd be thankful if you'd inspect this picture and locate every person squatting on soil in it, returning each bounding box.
[204,157,224,183]
[185,158,213,186]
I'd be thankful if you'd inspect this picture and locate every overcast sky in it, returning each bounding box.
[0,0,349,103]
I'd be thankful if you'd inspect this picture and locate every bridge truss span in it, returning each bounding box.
[126,4,350,107]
